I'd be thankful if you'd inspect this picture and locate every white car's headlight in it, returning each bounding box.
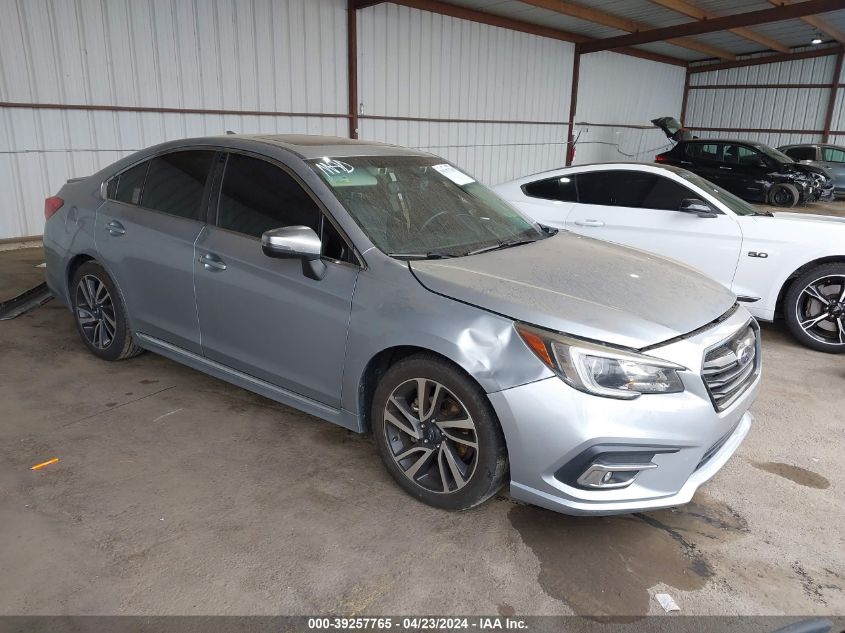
[515,323,686,399]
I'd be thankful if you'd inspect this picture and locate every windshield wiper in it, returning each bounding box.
[466,239,539,256]
[388,251,457,260]
[752,210,774,217]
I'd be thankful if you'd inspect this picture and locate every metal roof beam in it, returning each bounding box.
[519,0,734,59]
[358,0,689,65]
[578,0,844,53]
[767,0,845,46]
[647,0,791,53]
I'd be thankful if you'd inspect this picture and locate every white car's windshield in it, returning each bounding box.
[675,169,760,216]
[310,156,545,258]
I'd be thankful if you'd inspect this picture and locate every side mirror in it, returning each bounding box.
[679,198,718,218]
[261,226,326,280]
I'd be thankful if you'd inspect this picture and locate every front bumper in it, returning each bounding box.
[489,308,760,516]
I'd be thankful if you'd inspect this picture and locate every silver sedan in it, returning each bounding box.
[43,135,759,515]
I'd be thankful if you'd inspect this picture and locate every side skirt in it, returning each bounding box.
[135,333,363,432]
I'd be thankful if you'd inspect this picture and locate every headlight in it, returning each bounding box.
[515,323,685,399]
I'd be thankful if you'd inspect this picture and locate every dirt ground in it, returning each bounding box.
[1,202,843,617]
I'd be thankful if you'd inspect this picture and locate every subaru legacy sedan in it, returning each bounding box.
[44,135,759,515]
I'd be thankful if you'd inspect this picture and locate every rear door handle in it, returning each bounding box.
[199,253,227,271]
[106,220,125,236]
[719,166,732,170]
[574,219,605,227]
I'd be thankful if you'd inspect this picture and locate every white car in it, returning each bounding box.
[494,163,845,353]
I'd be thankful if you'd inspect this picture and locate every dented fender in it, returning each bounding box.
[339,256,553,419]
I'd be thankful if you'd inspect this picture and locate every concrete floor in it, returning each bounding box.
[1,222,844,617]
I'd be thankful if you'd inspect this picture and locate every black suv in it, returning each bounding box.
[652,117,833,207]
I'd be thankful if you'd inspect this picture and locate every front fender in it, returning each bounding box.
[340,263,553,417]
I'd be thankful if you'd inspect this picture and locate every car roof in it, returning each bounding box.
[503,161,691,184]
[206,134,432,159]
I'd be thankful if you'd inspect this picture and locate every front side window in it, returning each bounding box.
[113,160,150,205]
[724,145,760,166]
[309,156,543,258]
[784,146,816,161]
[218,154,321,237]
[522,175,578,202]
[575,171,697,211]
[142,150,215,221]
[822,147,845,163]
[217,154,353,263]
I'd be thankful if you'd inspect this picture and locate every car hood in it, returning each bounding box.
[784,162,831,179]
[770,212,845,225]
[410,233,736,349]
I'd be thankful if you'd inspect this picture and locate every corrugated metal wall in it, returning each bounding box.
[829,60,845,146]
[572,51,685,165]
[0,0,348,240]
[686,53,839,149]
[357,2,573,186]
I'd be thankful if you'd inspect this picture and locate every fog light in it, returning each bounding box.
[576,460,657,489]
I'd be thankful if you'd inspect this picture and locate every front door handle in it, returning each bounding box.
[719,166,732,170]
[199,253,227,272]
[574,219,605,227]
[106,220,125,236]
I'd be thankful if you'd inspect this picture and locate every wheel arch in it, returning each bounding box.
[66,253,95,294]
[66,254,138,334]
[356,346,492,434]
[775,255,845,317]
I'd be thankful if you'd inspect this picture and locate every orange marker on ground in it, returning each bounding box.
[30,458,59,471]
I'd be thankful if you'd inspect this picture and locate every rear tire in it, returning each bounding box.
[371,353,508,510]
[784,263,845,353]
[768,183,799,207]
[71,261,143,361]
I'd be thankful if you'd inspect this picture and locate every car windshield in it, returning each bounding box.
[309,156,544,258]
[754,143,793,164]
[674,169,760,216]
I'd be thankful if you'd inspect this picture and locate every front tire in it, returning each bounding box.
[71,261,143,361]
[784,263,845,353]
[768,183,799,207]
[372,354,508,510]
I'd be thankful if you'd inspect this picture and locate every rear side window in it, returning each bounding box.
[522,176,578,202]
[114,161,150,205]
[217,154,321,238]
[822,147,845,163]
[141,150,215,221]
[784,146,816,161]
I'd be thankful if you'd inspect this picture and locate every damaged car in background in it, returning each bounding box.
[652,117,834,207]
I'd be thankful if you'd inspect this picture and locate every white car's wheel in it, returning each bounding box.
[784,263,845,353]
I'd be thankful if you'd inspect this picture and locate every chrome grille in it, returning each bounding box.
[702,321,760,412]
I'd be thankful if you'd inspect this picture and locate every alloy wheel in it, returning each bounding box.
[795,274,845,346]
[75,275,117,350]
[383,378,479,494]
